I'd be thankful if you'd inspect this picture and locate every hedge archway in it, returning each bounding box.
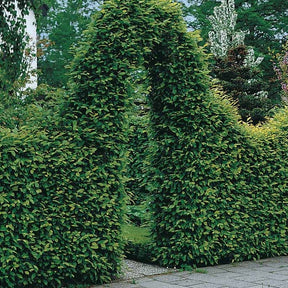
[0,0,287,287]
[68,0,288,269]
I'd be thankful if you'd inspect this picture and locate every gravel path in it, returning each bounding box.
[119,259,175,281]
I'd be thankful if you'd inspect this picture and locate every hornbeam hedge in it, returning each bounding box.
[0,0,287,287]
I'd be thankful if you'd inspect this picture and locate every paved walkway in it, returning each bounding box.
[94,256,288,288]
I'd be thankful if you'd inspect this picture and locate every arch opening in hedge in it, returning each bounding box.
[0,1,287,287]
[68,0,288,269]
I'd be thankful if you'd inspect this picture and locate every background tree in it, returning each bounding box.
[208,0,272,124]
[0,0,32,89]
[273,41,288,104]
[0,0,40,129]
[37,0,101,87]
[213,45,273,124]
[183,0,288,103]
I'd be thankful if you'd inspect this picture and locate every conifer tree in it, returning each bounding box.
[209,0,272,124]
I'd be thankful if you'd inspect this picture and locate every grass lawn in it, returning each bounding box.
[122,223,154,263]
[122,223,151,244]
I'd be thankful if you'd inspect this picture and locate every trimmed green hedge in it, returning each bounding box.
[1,1,288,286]
[0,0,133,286]
[150,85,288,267]
[0,127,124,287]
[66,0,288,270]
[141,0,288,267]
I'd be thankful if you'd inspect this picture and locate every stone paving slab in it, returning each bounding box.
[93,256,288,288]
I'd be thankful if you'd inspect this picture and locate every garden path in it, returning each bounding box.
[94,256,288,288]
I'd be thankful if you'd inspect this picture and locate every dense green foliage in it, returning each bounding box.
[93,0,288,268]
[0,1,131,286]
[143,1,288,266]
[151,83,288,268]
[0,84,61,129]
[1,1,288,285]
[0,126,124,287]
